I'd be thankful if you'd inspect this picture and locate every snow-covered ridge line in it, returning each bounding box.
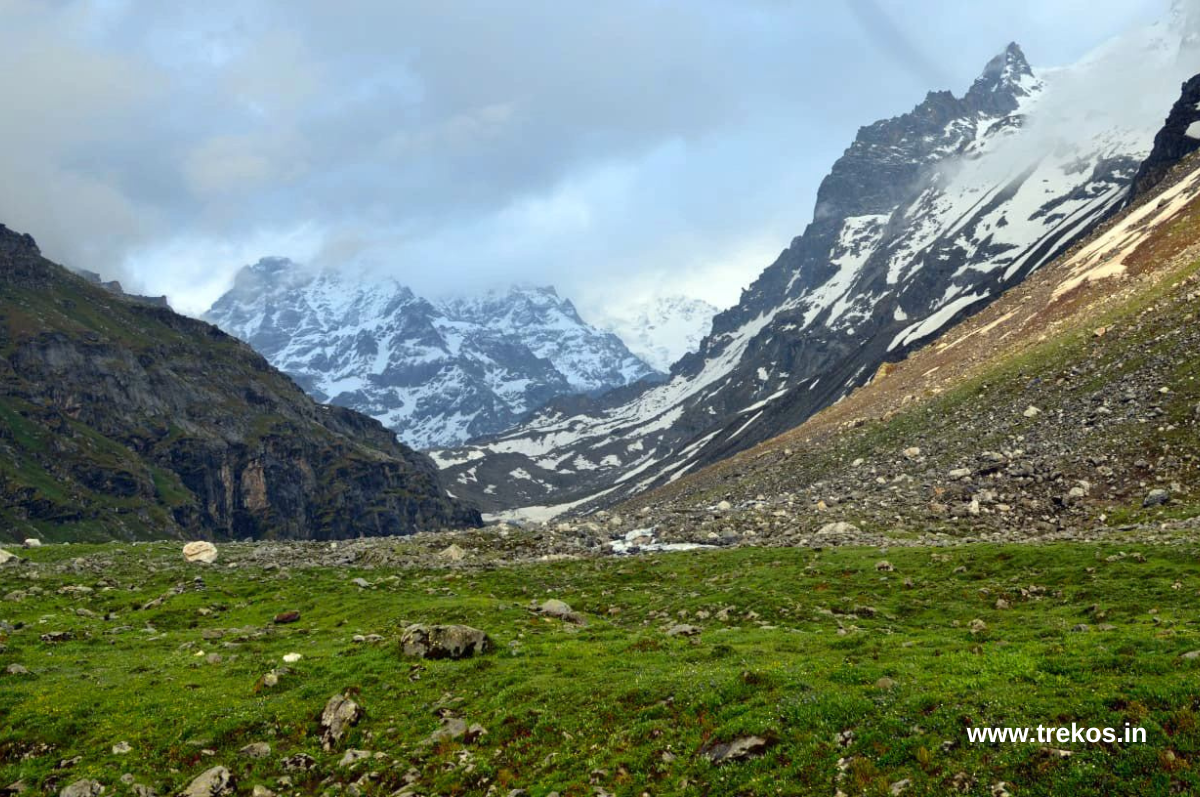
[203,267,658,449]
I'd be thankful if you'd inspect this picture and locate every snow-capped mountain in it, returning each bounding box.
[597,296,719,372]
[203,260,657,449]
[433,17,1200,519]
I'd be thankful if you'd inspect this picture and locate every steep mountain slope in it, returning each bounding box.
[0,227,480,543]
[615,145,1200,547]
[597,296,719,372]
[436,23,1200,518]
[204,260,656,449]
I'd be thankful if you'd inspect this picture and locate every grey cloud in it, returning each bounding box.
[0,0,1173,315]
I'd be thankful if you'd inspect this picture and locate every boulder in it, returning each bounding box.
[1143,489,1170,508]
[535,599,585,624]
[178,767,233,797]
[319,693,364,751]
[400,624,491,660]
[22,539,41,548]
[0,549,18,566]
[700,735,772,764]
[665,624,702,637]
[182,542,218,564]
[59,781,104,797]
[438,543,467,562]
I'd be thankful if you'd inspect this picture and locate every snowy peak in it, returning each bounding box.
[964,43,1036,114]
[598,296,719,373]
[204,266,656,449]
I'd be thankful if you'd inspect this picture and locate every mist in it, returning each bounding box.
[0,0,1173,320]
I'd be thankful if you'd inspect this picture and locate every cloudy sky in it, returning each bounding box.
[0,0,1168,320]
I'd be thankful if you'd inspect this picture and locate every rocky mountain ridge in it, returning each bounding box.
[435,25,1199,519]
[0,226,480,543]
[204,261,657,449]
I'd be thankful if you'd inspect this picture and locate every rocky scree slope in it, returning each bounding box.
[609,145,1200,552]
[0,227,480,543]
[204,261,656,449]
[437,30,1198,517]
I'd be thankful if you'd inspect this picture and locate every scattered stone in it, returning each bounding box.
[281,753,315,771]
[272,611,301,625]
[1142,489,1170,508]
[338,749,372,767]
[281,653,302,664]
[351,578,371,589]
[890,779,912,796]
[6,664,30,675]
[1180,650,1200,661]
[438,544,467,562]
[111,742,131,755]
[699,735,772,764]
[40,631,74,644]
[1071,624,1090,633]
[903,447,921,459]
[994,598,1010,610]
[400,624,491,660]
[59,781,103,797]
[1023,406,1042,419]
[818,521,859,535]
[716,500,732,512]
[875,560,894,572]
[948,468,972,480]
[969,619,987,634]
[665,624,702,637]
[428,717,468,743]
[182,542,218,564]
[875,677,896,690]
[535,599,585,624]
[239,742,271,759]
[178,767,232,797]
[251,787,275,797]
[22,539,41,548]
[319,693,363,750]
[0,549,18,566]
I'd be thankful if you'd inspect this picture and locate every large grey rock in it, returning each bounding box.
[400,624,491,660]
[59,781,104,797]
[535,599,585,624]
[178,766,232,796]
[319,693,363,750]
[1143,489,1170,508]
[182,542,218,564]
[700,735,772,764]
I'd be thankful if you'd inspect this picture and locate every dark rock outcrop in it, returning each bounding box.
[1129,73,1200,200]
[0,225,481,542]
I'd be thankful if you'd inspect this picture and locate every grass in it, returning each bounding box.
[2,541,1199,795]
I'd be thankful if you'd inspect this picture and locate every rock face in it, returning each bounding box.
[0,225,481,543]
[204,262,657,448]
[436,22,1200,516]
[400,624,492,659]
[1130,73,1200,199]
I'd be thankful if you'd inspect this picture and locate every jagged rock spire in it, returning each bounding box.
[964,42,1036,115]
